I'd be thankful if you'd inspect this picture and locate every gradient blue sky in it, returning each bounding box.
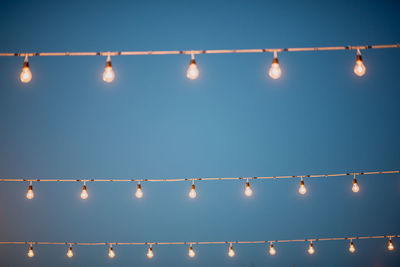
[0,0,399,266]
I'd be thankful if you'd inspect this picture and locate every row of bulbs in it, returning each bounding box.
[25,238,396,259]
[18,50,367,84]
[24,176,361,200]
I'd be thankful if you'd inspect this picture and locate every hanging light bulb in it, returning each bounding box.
[108,245,115,258]
[26,182,34,200]
[147,245,154,258]
[20,55,32,83]
[186,53,199,80]
[308,242,315,255]
[298,177,307,195]
[269,243,276,255]
[268,51,282,79]
[349,240,355,253]
[103,54,115,83]
[354,49,366,77]
[388,238,394,251]
[188,244,196,258]
[245,179,253,197]
[135,182,143,198]
[189,181,197,199]
[228,243,235,257]
[67,245,74,258]
[80,182,88,200]
[352,175,359,193]
[27,245,34,258]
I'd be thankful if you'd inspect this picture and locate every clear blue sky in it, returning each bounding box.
[0,0,399,266]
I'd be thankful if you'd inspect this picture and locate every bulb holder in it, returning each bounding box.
[300,180,305,186]
[191,184,195,190]
[353,178,357,185]
[28,185,33,190]
[137,184,141,190]
[82,185,87,190]
[190,59,196,65]
[23,61,30,68]
[106,61,112,67]
[272,57,279,64]
[246,182,250,188]
[356,54,363,63]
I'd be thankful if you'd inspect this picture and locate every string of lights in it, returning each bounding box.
[0,234,397,259]
[3,43,399,83]
[0,170,398,200]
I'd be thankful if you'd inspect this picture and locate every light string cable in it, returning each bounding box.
[0,234,398,258]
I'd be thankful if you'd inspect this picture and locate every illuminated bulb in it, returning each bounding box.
[27,245,34,258]
[308,243,315,255]
[245,181,253,197]
[388,239,394,251]
[108,247,115,258]
[349,241,355,253]
[103,56,115,83]
[228,245,235,257]
[67,247,74,258]
[26,185,34,200]
[20,58,32,83]
[80,185,88,200]
[147,247,154,258]
[188,246,195,258]
[299,180,307,195]
[354,53,366,77]
[135,183,143,198]
[186,59,199,80]
[268,52,281,79]
[189,184,197,199]
[352,178,359,193]
[269,244,276,255]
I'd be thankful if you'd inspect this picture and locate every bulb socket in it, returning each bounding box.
[272,57,279,64]
[23,61,30,68]
[28,185,33,190]
[82,185,87,190]
[356,54,363,62]
[106,61,112,67]
[353,178,357,185]
[246,182,250,188]
[190,59,196,65]
[137,184,141,189]
[300,180,305,186]
[191,184,195,190]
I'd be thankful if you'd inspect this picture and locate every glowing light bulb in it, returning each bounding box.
[228,245,235,257]
[299,180,307,195]
[308,243,315,255]
[349,241,355,253]
[354,52,366,77]
[269,244,276,255]
[147,247,154,258]
[245,181,253,197]
[26,184,34,200]
[186,59,199,80]
[108,247,115,258]
[352,178,359,193]
[20,57,32,83]
[388,239,394,251]
[268,52,281,79]
[103,56,115,83]
[67,246,74,258]
[189,184,197,199]
[80,185,88,200]
[188,246,195,258]
[27,245,34,258]
[135,183,143,198]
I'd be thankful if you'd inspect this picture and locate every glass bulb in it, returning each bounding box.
[27,246,34,258]
[354,56,366,77]
[308,243,315,254]
[299,180,307,195]
[186,60,199,80]
[244,182,253,197]
[388,240,394,251]
[147,247,154,258]
[67,247,74,258]
[268,56,281,79]
[228,246,235,257]
[189,184,197,199]
[80,185,88,200]
[20,62,32,83]
[188,246,195,258]
[136,184,143,198]
[269,244,276,255]
[26,185,34,199]
[109,247,115,258]
[349,241,355,253]
[103,60,115,83]
[352,179,359,193]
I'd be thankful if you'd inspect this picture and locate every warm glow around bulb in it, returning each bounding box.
[109,247,115,258]
[136,184,143,198]
[352,179,359,193]
[228,245,235,257]
[26,185,34,199]
[299,180,307,195]
[189,184,197,199]
[354,56,366,77]
[186,60,199,80]
[81,185,88,200]
[308,243,315,254]
[188,246,195,258]
[147,247,154,258]
[27,246,34,258]
[269,244,276,255]
[20,66,32,83]
[269,62,281,79]
[103,65,115,83]
[245,182,253,197]
[388,240,394,251]
[67,247,74,258]
[349,241,355,253]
